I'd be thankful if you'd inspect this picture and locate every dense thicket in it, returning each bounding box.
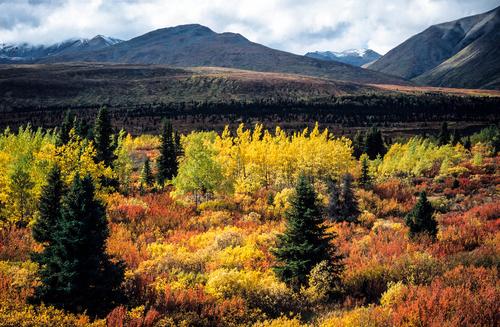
[0,121,498,326]
[2,94,499,135]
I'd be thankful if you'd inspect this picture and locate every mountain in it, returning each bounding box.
[0,35,122,63]
[368,6,500,89]
[35,24,407,85]
[305,49,381,67]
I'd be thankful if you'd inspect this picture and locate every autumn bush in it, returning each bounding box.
[1,124,499,326]
[388,266,499,327]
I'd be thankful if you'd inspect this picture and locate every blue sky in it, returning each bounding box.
[0,0,498,54]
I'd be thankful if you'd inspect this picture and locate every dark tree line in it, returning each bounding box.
[3,93,498,134]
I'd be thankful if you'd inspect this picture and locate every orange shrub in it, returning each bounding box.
[143,193,195,232]
[437,202,499,254]
[0,226,36,261]
[107,224,149,269]
[389,266,499,327]
[373,179,413,203]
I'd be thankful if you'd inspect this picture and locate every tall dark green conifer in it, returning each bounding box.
[340,173,360,221]
[156,119,178,186]
[438,122,450,146]
[273,175,340,291]
[450,129,461,146]
[405,191,437,238]
[352,130,364,159]
[174,131,183,157]
[463,136,472,150]
[326,177,342,221]
[32,174,124,317]
[93,107,115,167]
[32,165,64,244]
[57,110,75,146]
[75,118,91,140]
[140,157,154,187]
[364,127,386,159]
[359,154,371,189]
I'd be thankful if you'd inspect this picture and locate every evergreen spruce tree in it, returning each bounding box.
[340,173,360,221]
[405,192,437,238]
[450,129,461,146]
[352,130,364,159]
[32,174,124,317]
[93,107,115,167]
[437,122,450,146]
[364,127,386,159]
[359,154,371,189]
[463,136,472,150]
[140,157,154,187]
[174,131,183,157]
[273,175,341,291]
[57,110,75,147]
[74,118,93,140]
[156,119,178,186]
[32,165,64,244]
[326,177,342,221]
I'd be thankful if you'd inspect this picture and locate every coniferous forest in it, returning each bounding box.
[0,106,498,326]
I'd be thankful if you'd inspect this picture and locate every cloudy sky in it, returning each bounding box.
[0,0,498,54]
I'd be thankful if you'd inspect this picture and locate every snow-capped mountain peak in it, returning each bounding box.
[0,35,123,63]
[305,48,381,67]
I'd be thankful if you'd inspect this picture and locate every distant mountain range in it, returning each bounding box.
[0,35,122,63]
[305,49,381,67]
[0,25,406,86]
[368,5,500,89]
[0,6,499,89]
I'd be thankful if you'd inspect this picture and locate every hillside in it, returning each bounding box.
[0,63,498,136]
[368,6,500,89]
[0,63,378,109]
[36,24,408,85]
[413,28,500,89]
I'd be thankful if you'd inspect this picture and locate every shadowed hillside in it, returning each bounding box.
[369,6,500,89]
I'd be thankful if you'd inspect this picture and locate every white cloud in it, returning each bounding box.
[0,0,497,54]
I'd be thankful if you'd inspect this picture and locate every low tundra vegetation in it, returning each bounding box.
[0,113,498,326]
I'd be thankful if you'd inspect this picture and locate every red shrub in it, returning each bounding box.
[107,223,149,269]
[373,179,413,203]
[0,226,36,261]
[106,306,127,327]
[390,266,499,327]
[437,202,499,255]
[148,286,250,325]
[142,193,195,232]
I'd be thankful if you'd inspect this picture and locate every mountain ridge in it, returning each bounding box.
[368,6,500,89]
[0,35,122,63]
[305,49,381,67]
[1,24,408,85]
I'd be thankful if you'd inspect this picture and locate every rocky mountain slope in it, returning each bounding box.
[368,6,500,89]
[32,24,407,85]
